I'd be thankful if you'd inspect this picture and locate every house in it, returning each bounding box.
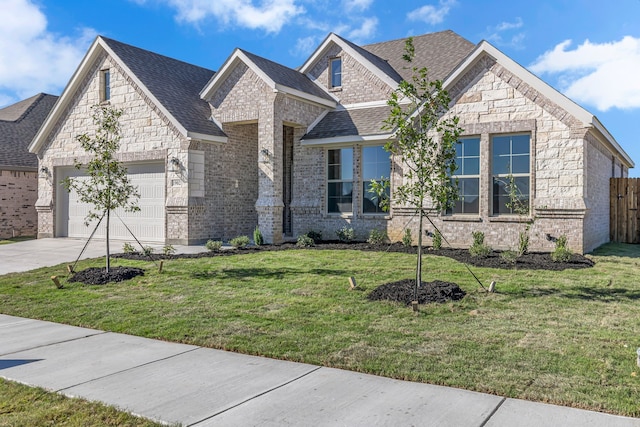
[0,93,57,239]
[28,31,633,253]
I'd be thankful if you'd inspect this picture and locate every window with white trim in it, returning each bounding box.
[330,57,342,88]
[447,137,480,215]
[362,145,390,214]
[100,69,111,102]
[327,148,353,214]
[492,134,530,215]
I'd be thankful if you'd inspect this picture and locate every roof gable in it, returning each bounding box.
[30,36,226,154]
[445,40,633,168]
[200,49,336,108]
[0,93,57,168]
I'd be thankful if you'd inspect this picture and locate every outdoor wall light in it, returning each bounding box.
[260,148,272,163]
[39,166,50,177]
[169,157,181,171]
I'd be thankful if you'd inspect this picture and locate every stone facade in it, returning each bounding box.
[0,169,37,238]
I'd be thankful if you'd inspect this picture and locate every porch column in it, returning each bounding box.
[255,96,284,244]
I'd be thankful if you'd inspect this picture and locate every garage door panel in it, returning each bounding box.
[59,163,165,242]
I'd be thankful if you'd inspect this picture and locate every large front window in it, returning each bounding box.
[362,146,390,214]
[448,137,480,214]
[327,148,353,214]
[492,134,530,215]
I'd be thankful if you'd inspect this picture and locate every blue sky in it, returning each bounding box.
[1,0,639,175]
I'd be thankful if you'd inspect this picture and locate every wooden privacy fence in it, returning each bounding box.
[610,178,640,243]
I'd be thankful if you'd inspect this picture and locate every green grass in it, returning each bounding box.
[0,236,35,245]
[1,244,639,417]
[0,378,164,426]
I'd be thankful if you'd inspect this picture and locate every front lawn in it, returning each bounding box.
[1,243,639,417]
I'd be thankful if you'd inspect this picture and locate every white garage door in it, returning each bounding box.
[57,163,165,242]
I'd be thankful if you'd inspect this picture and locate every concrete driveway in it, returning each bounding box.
[0,238,206,275]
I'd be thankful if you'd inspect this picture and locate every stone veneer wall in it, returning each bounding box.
[35,54,187,240]
[0,169,37,238]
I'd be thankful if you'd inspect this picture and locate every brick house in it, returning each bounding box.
[0,93,57,239]
[29,31,633,253]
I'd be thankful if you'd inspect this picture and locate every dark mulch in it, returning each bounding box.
[68,266,145,285]
[114,241,594,271]
[367,279,466,305]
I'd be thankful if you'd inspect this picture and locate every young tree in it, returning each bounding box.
[62,105,140,273]
[371,37,463,302]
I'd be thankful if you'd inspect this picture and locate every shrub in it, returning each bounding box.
[551,235,572,262]
[122,242,137,254]
[517,231,530,257]
[500,249,518,265]
[432,229,442,250]
[336,226,355,243]
[305,230,322,243]
[367,229,387,245]
[296,234,315,248]
[205,240,223,252]
[162,244,176,255]
[230,235,250,249]
[142,246,155,256]
[253,226,264,246]
[469,231,492,258]
[402,229,412,247]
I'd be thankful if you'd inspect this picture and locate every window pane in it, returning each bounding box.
[512,134,530,155]
[493,155,510,175]
[363,146,390,180]
[328,148,352,180]
[363,181,388,214]
[492,136,511,156]
[331,58,342,87]
[328,182,352,213]
[511,154,530,174]
[463,138,480,156]
[463,157,479,175]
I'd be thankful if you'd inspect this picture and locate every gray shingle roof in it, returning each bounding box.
[303,106,391,140]
[239,49,334,102]
[334,34,403,84]
[0,93,57,169]
[363,30,475,83]
[101,37,225,138]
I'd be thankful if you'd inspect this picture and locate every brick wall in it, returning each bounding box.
[0,169,37,238]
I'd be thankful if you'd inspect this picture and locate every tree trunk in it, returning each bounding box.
[415,205,424,302]
[106,209,110,273]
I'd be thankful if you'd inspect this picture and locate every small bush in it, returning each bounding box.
[432,229,442,250]
[367,229,387,245]
[230,235,250,249]
[205,240,223,252]
[469,231,492,258]
[517,231,530,257]
[305,230,322,243]
[296,234,315,248]
[336,226,355,243]
[142,246,155,256]
[551,235,572,262]
[122,242,137,254]
[253,226,264,246]
[402,229,412,247]
[500,250,518,265]
[162,244,176,255]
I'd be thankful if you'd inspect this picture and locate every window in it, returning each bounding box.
[327,148,353,214]
[362,146,390,214]
[101,69,111,102]
[330,57,342,88]
[448,137,480,215]
[492,134,530,215]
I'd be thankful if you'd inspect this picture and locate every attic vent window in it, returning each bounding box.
[330,57,342,88]
[101,69,111,102]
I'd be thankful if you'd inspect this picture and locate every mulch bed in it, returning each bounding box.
[68,266,144,285]
[367,279,466,305]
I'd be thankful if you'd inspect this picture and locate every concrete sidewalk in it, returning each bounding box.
[1,314,638,426]
[0,237,207,275]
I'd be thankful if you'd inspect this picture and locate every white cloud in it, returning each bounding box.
[290,35,320,57]
[0,0,96,106]
[485,17,525,49]
[344,0,372,12]
[530,36,640,111]
[407,0,456,25]
[346,17,378,42]
[161,0,304,33]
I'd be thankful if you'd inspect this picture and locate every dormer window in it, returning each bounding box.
[330,57,342,88]
[100,69,111,102]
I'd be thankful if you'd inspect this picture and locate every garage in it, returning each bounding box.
[57,163,165,242]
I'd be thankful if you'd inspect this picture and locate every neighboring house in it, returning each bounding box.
[29,31,633,253]
[0,93,57,239]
